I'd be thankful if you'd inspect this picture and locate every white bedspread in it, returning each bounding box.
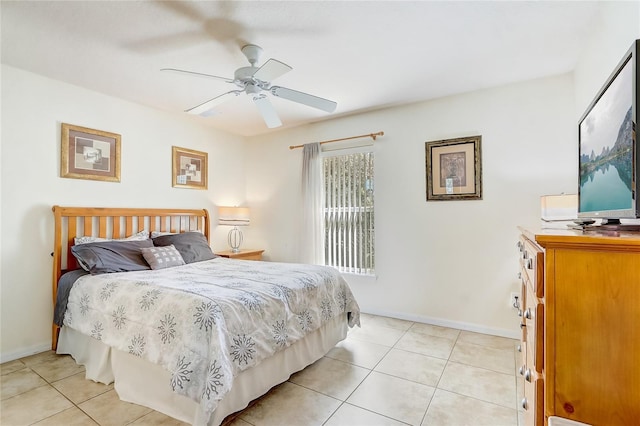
[63,258,360,424]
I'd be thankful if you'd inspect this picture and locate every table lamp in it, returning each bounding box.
[218,207,250,253]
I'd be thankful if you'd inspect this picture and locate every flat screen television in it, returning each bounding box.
[578,39,639,226]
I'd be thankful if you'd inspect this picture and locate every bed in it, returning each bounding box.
[51,206,360,426]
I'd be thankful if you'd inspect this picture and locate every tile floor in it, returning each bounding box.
[1,313,523,426]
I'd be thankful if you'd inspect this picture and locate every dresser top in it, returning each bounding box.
[519,225,640,249]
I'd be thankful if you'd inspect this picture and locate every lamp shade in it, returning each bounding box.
[218,207,250,226]
[540,194,577,221]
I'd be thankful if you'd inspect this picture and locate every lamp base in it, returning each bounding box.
[228,227,243,253]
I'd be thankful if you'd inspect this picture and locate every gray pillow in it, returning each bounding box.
[152,231,216,264]
[71,239,153,274]
[141,245,185,270]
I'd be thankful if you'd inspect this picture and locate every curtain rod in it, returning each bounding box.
[288,131,384,150]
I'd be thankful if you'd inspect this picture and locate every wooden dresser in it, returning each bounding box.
[517,227,640,426]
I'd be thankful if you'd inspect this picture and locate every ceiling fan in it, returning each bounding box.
[162,44,337,128]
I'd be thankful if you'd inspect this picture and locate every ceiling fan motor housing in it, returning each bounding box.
[234,66,269,91]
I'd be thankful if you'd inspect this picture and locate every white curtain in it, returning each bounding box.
[301,143,325,265]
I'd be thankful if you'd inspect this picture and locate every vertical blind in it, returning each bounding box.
[323,151,375,274]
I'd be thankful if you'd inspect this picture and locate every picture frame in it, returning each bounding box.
[425,135,482,201]
[61,123,121,182]
[172,146,208,190]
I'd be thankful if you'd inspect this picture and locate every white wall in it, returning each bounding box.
[574,1,640,117]
[245,73,576,338]
[0,65,246,361]
[243,0,639,340]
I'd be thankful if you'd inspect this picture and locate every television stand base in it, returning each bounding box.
[582,224,640,233]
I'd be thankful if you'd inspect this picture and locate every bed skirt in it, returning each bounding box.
[57,315,348,425]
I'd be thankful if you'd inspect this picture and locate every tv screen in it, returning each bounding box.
[578,40,638,223]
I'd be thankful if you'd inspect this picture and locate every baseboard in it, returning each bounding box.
[361,308,521,340]
[0,342,51,364]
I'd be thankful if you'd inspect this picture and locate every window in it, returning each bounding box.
[323,150,375,274]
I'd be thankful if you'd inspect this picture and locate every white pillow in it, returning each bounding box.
[74,230,149,245]
[150,230,203,238]
[140,245,185,269]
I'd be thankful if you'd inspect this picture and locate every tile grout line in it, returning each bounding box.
[4,317,521,426]
[419,328,462,425]
[322,319,413,425]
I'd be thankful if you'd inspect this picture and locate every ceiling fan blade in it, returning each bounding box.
[161,68,234,83]
[252,59,292,82]
[270,86,337,113]
[253,95,282,128]
[186,90,242,115]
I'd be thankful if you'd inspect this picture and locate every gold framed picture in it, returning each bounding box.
[172,146,208,190]
[425,135,482,201]
[61,123,121,182]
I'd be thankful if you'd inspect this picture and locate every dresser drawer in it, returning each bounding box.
[525,284,544,373]
[518,278,527,342]
[522,376,544,426]
[519,237,544,298]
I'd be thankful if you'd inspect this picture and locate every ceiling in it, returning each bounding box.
[1,1,601,137]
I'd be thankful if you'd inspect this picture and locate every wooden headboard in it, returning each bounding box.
[51,205,210,349]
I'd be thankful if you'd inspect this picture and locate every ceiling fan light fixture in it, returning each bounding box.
[166,44,337,128]
[245,83,261,94]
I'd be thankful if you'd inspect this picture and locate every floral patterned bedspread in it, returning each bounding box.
[63,258,360,424]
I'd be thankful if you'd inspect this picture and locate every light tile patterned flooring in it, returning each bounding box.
[1,313,523,426]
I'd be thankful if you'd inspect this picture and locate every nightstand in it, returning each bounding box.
[216,249,264,261]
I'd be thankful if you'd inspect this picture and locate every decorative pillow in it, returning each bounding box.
[141,245,185,270]
[152,231,216,264]
[74,230,149,245]
[150,231,173,238]
[74,236,109,245]
[71,239,153,274]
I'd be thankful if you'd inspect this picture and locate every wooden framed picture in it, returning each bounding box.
[172,146,208,190]
[61,123,121,182]
[425,135,482,201]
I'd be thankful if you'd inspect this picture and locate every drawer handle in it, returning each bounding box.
[521,397,528,410]
[517,309,523,318]
[518,365,525,376]
[520,322,526,329]
[524,308,532,320]
[517,344,522,353]
[516,241,523,251]
[525,369,532,382]
[525,258,533,269]
[517,272,522,280]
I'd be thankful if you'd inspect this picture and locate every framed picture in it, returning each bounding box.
[425,135,482,201]
[172,146,208,190]
[61,123,121,182]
